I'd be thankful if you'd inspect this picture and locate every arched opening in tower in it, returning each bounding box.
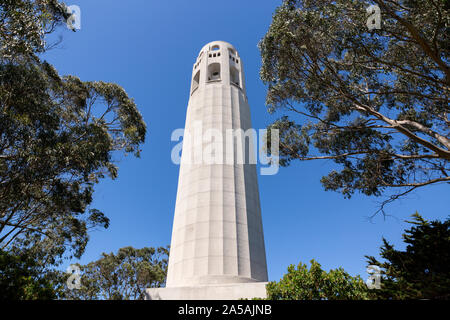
[230,66,240,87]
[192,70,200,93]
[208,63,221,81]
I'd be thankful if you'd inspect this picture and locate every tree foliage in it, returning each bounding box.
[0,249,59,300]
[366,213,450,299]
[0,0,71,62]
[60,246,169,300]
[0,0,146,268]
[266,259,371,300]
[260,0,449,212]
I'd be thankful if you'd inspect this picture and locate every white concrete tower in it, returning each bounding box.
[146,41,268,300]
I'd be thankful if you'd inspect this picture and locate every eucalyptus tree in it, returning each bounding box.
[0,0,146,269]
[60,247,169,300]
[260,0,449,213]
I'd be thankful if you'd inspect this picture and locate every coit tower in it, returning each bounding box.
[147,41,268,300]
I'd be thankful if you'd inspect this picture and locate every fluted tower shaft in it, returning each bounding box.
[166,41,268,287]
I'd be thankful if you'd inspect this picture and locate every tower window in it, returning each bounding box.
[192,70,200,93]
[211,45,220,51]
[230,66,239,87]
[208,63,221,81]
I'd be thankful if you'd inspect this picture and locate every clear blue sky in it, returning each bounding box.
[43,0,447,282]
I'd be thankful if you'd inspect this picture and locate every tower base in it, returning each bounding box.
[145,282,268,300]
